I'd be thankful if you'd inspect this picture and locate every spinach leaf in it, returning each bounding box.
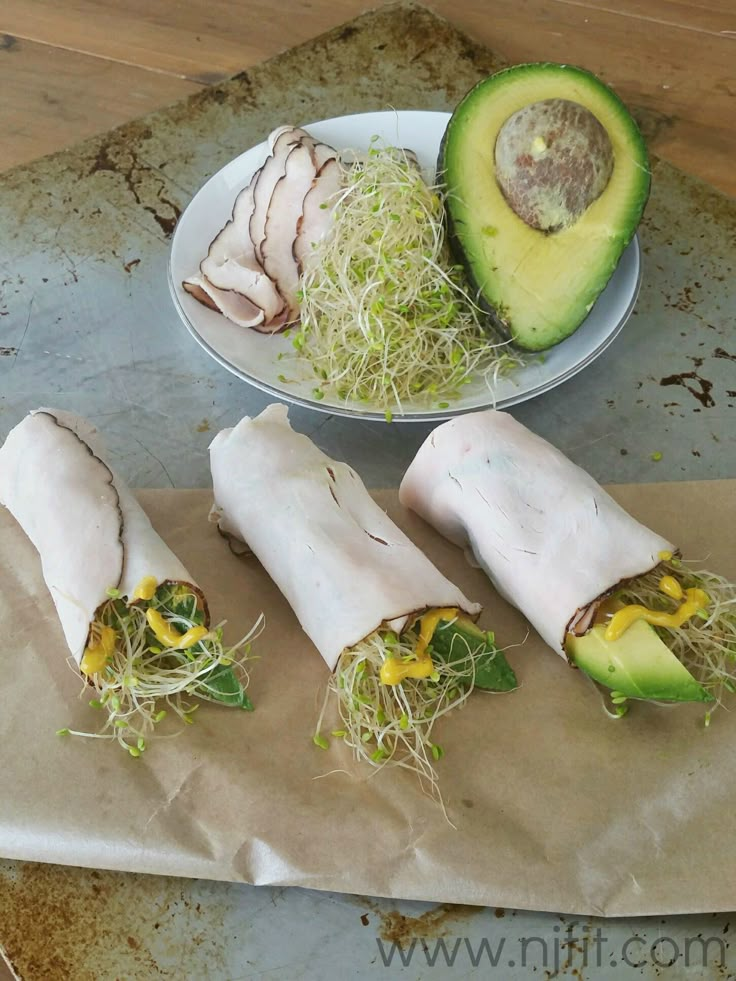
[429,617,517,692]
[197,662,254,710]
[160,588,203,626]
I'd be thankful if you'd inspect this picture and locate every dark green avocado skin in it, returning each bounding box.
[437,62,651,351]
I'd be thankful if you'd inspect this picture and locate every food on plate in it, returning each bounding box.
[0,409,262,754]
[440,63,650,350]
[400,409,736,717]
[183,125,340,332]
[209,403,516,791]
[182,123,524,414]
[294,143,520,411]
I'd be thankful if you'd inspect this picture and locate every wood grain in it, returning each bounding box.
[1,0,735,192]
[443,0,736,194]
[0,950,16,981]
[550,0,735,34]
[1,0,290,81]
[0,34,202,173]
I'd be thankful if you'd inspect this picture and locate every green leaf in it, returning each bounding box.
[428,616,517,692]
[165,590,204,625]
[198,663,254,711]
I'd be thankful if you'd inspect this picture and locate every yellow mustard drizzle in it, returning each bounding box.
[658,575,683,601]
[131,575,158,601]
[416,608,459,657]
[146,609,208,650]
[80,624,117,676]
[379,608,458,686]
[605,585,710,642]
[380,656,434,686]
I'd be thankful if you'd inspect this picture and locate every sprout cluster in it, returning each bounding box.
[314,624,492,801]
[59,585,261,755]
[294,142,522,413]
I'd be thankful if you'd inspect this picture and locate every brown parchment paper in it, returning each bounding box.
[1,482,734,917]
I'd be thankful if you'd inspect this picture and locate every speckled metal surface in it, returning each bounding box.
[0,860,734,980]
[0,4,734,978]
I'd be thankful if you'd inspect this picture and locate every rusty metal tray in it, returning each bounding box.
[1,4,734,978]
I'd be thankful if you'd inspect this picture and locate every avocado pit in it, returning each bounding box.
[494,98,614,232]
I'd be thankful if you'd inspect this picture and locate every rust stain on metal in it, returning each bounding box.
[0,862,229,980]
[88,139,181,237]
[660,370,715,408]
[375,902,484,948]
[0,4,734,974]
[0,3,507,274]
[669,284,700,313]
[652,157,736,241]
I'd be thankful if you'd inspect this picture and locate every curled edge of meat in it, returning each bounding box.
[564,553,679,650]
[184,124,340,334]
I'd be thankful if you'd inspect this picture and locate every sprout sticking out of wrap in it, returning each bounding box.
[0,410,262,755]
[209,404,517,794]
[400,409,736,720]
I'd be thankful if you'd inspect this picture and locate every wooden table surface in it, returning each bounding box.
[1,0,735,195]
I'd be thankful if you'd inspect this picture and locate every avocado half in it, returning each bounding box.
[439,63,650,351]
[566,619,712,703]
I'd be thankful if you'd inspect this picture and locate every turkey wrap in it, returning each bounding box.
[0,409,199,664]
[0,409,256,752]
[399,409,673,658]
[209,403,480,671]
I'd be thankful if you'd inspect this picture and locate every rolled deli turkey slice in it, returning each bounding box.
[209,403,480,671]
[199,179,286,324]
[182,274,266,330]
[0,409,196,665]
[399,409,673,657]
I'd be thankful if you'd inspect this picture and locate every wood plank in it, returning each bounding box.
[1,0,369,82]
[4,0,734,78]
[0,0,734,193]
[0,951,16,981]
[552,0,736,35]
[646,117,736,195]
[432,0,736,195]
[439,0,734,127]
[0,35,203,172]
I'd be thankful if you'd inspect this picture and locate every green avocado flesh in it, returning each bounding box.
[566,619,712,703]
[440,63,651,351]
[429,617,517,692]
